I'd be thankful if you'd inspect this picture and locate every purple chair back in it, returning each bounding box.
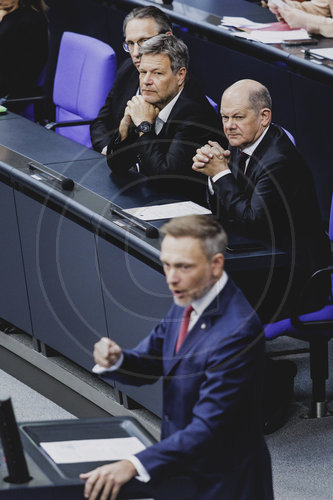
[281,127,296,145]
[206,95,219,113]
[53,32,117,148]
[329,194,333,243]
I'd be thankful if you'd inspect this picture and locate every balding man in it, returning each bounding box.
[193,79,330,320]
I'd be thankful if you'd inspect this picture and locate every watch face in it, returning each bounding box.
[138,121,152,133]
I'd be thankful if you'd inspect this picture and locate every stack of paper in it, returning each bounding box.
[219,15,310,44]
[245,28,310,43]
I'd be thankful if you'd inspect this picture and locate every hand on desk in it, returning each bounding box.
[192,140,230,177]
[93,337,122,368]
[80,460,137,500]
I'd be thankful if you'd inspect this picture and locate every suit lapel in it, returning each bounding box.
[229,147,239,178]
[245,125,277,180]
[164,282,233,375]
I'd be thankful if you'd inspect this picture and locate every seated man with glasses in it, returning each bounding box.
[106,34,223,205]
[90,6,172,154]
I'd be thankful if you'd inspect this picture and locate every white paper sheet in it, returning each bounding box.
[245,28,310,43]
[306,47,333,60]
[40,437,146,464]
[221,17,273,30]
[124,201,211,221]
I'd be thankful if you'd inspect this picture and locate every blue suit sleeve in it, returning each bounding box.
[100,315,168,386]
[135,327,264,478]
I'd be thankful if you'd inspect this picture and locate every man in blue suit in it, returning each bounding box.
[81,215,273,500]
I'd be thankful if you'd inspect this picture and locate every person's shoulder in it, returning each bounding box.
[12,6,46,27]
[181,78,212,104]
[215,279,261,325]
[174,79,221,124]
[260,123,302,160]
[210,280,263,345]
[16,6,45,19]
[118,58,137,77]
[111,58,138,89]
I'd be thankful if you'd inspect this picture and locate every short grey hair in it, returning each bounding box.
[123,6,172,36]
[160,215,227,259]
[248,85,272,113]
[139,34,189,73]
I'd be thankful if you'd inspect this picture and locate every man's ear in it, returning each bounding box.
[165,31,173,36]
[211,253,224,277]
[177,67,187,87]
[261,108,271,127]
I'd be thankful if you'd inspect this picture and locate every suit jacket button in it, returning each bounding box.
[201,323,206,330]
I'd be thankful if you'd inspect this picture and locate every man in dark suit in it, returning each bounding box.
[106,34,223,204]
[192,79,330,320]
[90,6,173,154]
[80,215,273,500]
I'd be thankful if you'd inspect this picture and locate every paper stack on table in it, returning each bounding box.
[219,16,310,43]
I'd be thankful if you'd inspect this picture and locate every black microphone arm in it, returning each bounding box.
[28,162,74,191]
[110,205,159,239]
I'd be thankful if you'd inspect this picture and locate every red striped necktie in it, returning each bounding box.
[175,305,194,353]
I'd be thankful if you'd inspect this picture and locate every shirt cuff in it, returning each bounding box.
[128,456,151,483]
[212,169,232,183]
[208,169,232,194]
[92,353,124,374]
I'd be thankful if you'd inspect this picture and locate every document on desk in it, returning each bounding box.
[220,17,273,30]
[305,47,333,60]
[124,201,212,221]
[235,28,309,43]
[40,437,146,464]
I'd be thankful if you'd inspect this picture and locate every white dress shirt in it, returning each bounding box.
[154,88,183,135]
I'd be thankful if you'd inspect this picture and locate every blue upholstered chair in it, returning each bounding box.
[265,195,333,418]
[46,32,117,148]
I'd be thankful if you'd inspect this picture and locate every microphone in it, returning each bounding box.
[0,397,31,484]
[61,177,75,191]
[28,162,75,191]
[110,205,159,238]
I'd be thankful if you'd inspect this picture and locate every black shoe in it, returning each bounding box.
[263,358,297,435]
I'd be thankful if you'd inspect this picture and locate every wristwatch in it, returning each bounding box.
[135,121,153,134]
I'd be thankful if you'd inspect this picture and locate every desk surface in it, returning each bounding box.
[0,113,286,270]
[114,0,333,83]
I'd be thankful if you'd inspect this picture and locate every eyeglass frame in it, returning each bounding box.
[122,34,159,53]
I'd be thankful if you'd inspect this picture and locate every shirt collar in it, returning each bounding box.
[156,88,183,126]
[241,125,270,157]
[191,272,228,318]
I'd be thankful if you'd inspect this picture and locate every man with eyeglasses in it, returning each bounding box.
[106,34,223,205]
[90,6,172,154]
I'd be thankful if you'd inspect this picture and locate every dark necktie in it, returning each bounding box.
[238,151,249,174]
[175,305,194,353]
